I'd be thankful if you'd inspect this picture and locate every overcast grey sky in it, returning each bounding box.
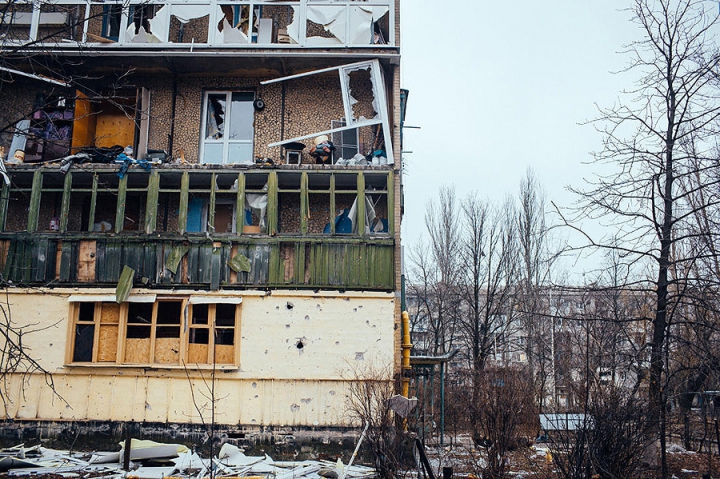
[399,1,646,274]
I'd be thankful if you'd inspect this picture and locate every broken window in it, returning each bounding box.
[168,7,209,43]
[186,173,212,233]
[201,91,255,165]
[23,94,73,163]
[185,172,238,234]
[243,172,268,234]
[124,299,182,364]
[332,174,357,235]
[7,0,393,46]
[121,173,149,232]
[0,1,86,43]
[38,171,64,232]
[277,172,302,234]
[288,2,390,46]
[72,92,138,151]
[206,199,236,233]
[156,172,182,233]
[214,4,250,43]
[262,60,394,165]
[91,173,120,232]
[307,173,331,234]
[3,170,33,232]
[2,169,391,237]
[0,3,34,42]
[37,3,83,43]
[71,301,121,363]
[365,173,389,235]
[68,296,240,366]
[331,119,359,163]
[101,5,122,41]
[212,3,298,45]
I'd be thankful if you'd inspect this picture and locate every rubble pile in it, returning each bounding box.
[0,441,376,479]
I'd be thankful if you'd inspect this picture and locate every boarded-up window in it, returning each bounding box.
[188,302,238,365]
[72,301,120,363]
[69,297,239,366]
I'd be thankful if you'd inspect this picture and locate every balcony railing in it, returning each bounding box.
[0,0,396,48]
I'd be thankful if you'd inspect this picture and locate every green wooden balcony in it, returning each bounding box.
[0,166,395,290]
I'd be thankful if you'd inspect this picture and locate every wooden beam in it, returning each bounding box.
[179,171,189,234]
[356,172,365,235]
[0,182,9,232]
[267,171,278,236]
[115,176,127,234]
[145,171,159,234]
[27,170,42,233]
[300,172,308,235]
[235,173,245,235]
[60,172,72,232]
[387,170,394,235]
[88,174,98,232]
[330,173,336,234]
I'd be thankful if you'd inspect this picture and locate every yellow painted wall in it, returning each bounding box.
[0,289,395,427]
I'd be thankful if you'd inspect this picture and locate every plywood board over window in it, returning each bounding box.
[97,302,120,362]
[77,240,96,282]
[70,91,141,152]
[187,297,241,365]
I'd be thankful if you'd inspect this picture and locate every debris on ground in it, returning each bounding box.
[0,442,376,479]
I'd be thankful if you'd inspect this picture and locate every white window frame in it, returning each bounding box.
[199,90,255,165]
[331,118,359,163]
[261,59,394,164]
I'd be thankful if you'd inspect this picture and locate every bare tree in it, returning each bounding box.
[471,365,536,479]
[459,195,521,374]
[344,363,408,479]
[407,186,464,357]
[570,1,720,475]
[515,169,560,410]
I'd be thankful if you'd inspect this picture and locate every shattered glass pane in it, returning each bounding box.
[169,12,209,43]
[0,3,33,42]
[347,67,377,122]
[38,3,85,43]
[205,94,225,140]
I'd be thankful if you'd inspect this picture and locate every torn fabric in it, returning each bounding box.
[387,394,418,418]
[348,195,376,234]
[245,193,268,230]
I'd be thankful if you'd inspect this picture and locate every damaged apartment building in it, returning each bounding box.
[0,0,403,445]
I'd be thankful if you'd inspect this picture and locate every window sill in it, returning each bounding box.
[63,362,240,371]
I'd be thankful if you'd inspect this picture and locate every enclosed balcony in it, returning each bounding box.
[0,0,396,51]
[0,165,395,290]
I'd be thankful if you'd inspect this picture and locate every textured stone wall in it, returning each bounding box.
[0,84,36,155]
[144,72,375,165]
